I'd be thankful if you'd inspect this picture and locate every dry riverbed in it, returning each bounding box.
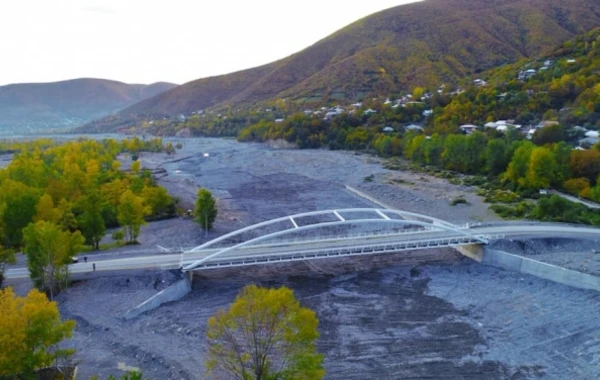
[6,137,600,379]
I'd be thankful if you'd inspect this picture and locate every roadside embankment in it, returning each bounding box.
[481,247,600,292]
[458,242,600,292]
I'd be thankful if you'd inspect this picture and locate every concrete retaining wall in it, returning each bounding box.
[123,274,192,320]
[482,248,600,292]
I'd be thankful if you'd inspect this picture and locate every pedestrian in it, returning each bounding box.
[84,256,88,263]
[93,263,96,271]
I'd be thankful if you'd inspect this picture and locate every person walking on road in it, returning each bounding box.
[92,263,96,271]
[84,256,88,263]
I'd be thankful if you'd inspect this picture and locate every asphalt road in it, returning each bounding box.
[6,224,600,279]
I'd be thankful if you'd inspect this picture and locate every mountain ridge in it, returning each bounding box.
[81,0,600,132]
[0,78,177,135]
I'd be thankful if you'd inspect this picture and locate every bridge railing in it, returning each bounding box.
[181,234,491,270]
[182,209,489,271]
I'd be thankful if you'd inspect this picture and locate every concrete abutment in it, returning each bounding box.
[123,273,192,320]
[457,244,600,292]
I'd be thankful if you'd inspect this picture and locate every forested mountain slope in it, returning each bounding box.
[82,0,600,132]
[432,27,600,132]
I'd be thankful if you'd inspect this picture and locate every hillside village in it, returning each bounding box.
[134,27,600,153]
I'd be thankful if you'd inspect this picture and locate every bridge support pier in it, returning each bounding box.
[456,244,484,262]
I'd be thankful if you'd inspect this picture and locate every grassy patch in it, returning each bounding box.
[80,241,126,252]
[390,178,415,186]
[384,158,408,171]
[100,241,126,250]
[490,201,534,219]
[462,176,487,187]
[482,189,521,204]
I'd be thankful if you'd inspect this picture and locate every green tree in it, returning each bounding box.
[424,134,444,167]
[0,287,75,378]
[442,134,469,172]
[206,285,324,380]
[23,221,85,299]
[485,139,508,176]
[117,190,150,244]
[405,134,426,164]
[552,142,572,187]
[465,132,487,173]
[79,191,106,250]
[504,141,535,188]
[141,186,175,217]
[2,191,38,248]
[195,188,218,231]
[532,124,565,146]
[0,245,16,288]
[165,142,176,155]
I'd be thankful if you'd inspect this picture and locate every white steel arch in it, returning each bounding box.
[181,209,488,271]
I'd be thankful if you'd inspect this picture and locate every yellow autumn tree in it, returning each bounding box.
[206,285,324,380]
[34,193,61,224]
[117,190,150,244]
[527,147,557,189]
[412,86,425,100]
[0,244,16,287]
[0,287,75,378]
[131,160,141,174]
[23,221,85,299]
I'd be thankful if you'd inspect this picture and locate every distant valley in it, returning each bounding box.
[0,78,176,135]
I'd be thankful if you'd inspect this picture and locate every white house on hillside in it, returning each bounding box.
[405,124,423,132]
[459,124,478,134]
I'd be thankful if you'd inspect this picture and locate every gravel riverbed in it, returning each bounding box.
[6,137,600,379]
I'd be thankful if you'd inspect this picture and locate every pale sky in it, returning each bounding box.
[0,0,421,86]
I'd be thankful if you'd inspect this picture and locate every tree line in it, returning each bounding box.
[0,138,178,292]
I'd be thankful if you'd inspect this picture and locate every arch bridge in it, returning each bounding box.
[180,209,491,272]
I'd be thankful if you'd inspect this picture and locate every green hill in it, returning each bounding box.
[0,79,177,135]
[431,26,600,131]
[81,0,600,132]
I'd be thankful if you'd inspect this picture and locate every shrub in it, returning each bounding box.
[563,177,590,197]
[111,230,124,244]
[450,196,468,205]
[463,176,487,186]
[484,189,520,204]
[490,201,533,219]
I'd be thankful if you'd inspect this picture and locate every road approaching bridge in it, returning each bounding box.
[6,209,600,279]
